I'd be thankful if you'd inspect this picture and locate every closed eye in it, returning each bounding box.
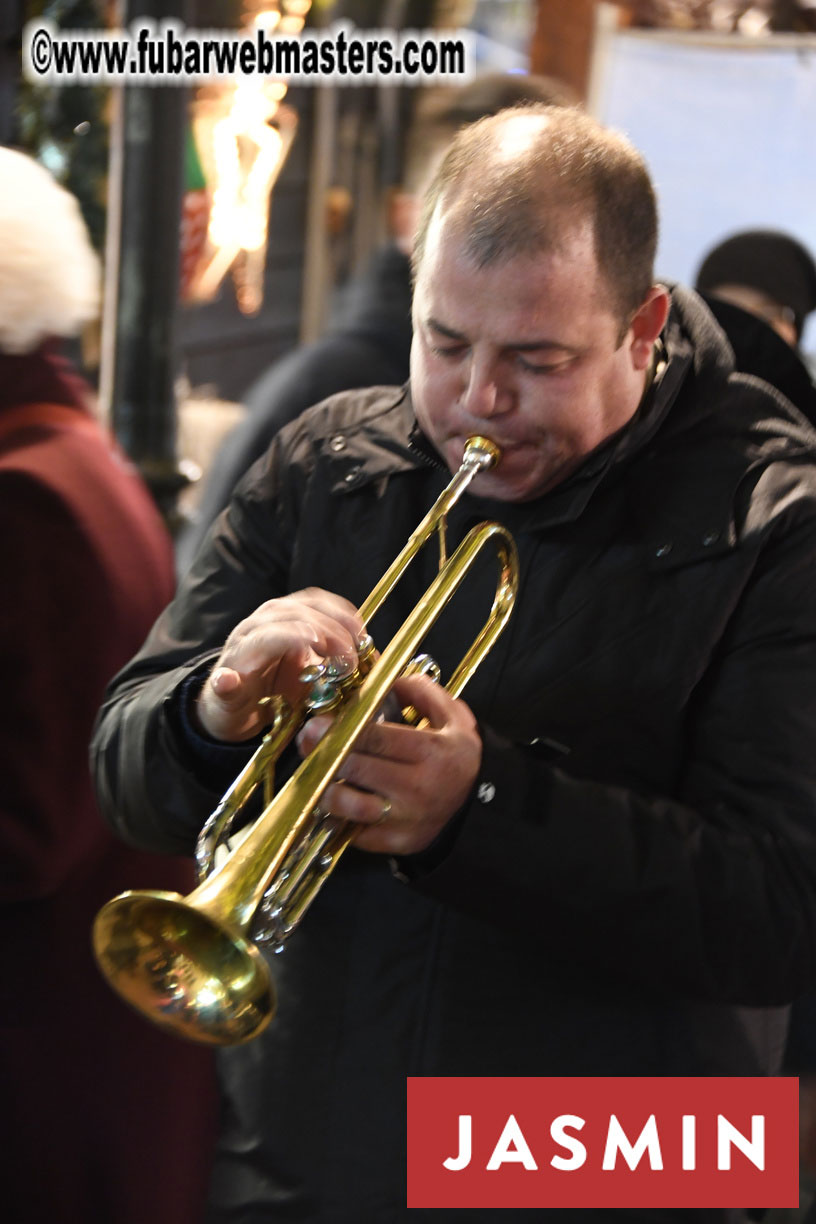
[516,353,575,375]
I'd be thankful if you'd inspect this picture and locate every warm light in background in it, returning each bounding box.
[186,1,309,314]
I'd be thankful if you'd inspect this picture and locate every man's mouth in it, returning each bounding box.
[452,434,525,458]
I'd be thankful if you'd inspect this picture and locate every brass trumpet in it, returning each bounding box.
[92,437,519,1046]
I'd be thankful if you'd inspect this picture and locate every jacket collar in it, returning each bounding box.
[322,386,419,496]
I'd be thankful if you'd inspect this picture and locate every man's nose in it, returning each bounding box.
[461,359,509,418]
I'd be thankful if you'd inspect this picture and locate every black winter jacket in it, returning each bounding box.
[93,288,816,1223]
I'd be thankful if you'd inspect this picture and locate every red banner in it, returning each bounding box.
[406,1077,798,1209]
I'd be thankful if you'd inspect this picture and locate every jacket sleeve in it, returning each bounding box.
[92,438,299,855]
[409,482,816,1006]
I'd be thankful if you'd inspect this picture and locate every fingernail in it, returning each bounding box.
[211,668,237,696]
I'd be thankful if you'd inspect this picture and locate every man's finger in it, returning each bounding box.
[392,673,466,731]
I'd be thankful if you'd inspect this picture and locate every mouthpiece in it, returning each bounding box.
[463,436,501,472]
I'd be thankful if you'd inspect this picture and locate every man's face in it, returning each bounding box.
[410,213,661,502]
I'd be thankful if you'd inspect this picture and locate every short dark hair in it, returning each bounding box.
[412,106,659,325]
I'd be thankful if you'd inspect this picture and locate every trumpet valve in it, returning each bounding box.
[300,660,344,713]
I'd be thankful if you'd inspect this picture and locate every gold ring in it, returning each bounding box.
[376,798,392,826]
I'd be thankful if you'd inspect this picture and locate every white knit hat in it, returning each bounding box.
[0,146,100,354]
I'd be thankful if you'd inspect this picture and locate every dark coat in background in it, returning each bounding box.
[176,243,413,574]
[93,289,816,1223]
[699,293,816,425]
[0,350,216,1224]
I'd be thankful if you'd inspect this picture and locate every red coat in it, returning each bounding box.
[0,354,216,1224]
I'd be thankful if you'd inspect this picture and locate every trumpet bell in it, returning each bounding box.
[92,891,276,1045]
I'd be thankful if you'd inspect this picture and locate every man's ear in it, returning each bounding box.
[628,286,670,369]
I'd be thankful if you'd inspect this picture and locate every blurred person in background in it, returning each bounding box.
[695,228,816,351]
[694,227,816,352]
[175,72,578,575]
[694,228,816,423]
[0,146,215,1224]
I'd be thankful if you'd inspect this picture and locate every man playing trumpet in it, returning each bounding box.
[93,107,816,1223]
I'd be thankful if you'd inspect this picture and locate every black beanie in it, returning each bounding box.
[695,229,816,340]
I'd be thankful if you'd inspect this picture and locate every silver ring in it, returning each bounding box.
[376,798,392,826]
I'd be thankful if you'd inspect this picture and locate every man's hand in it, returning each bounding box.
[296,674,482,857]
[195,589,365,742]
